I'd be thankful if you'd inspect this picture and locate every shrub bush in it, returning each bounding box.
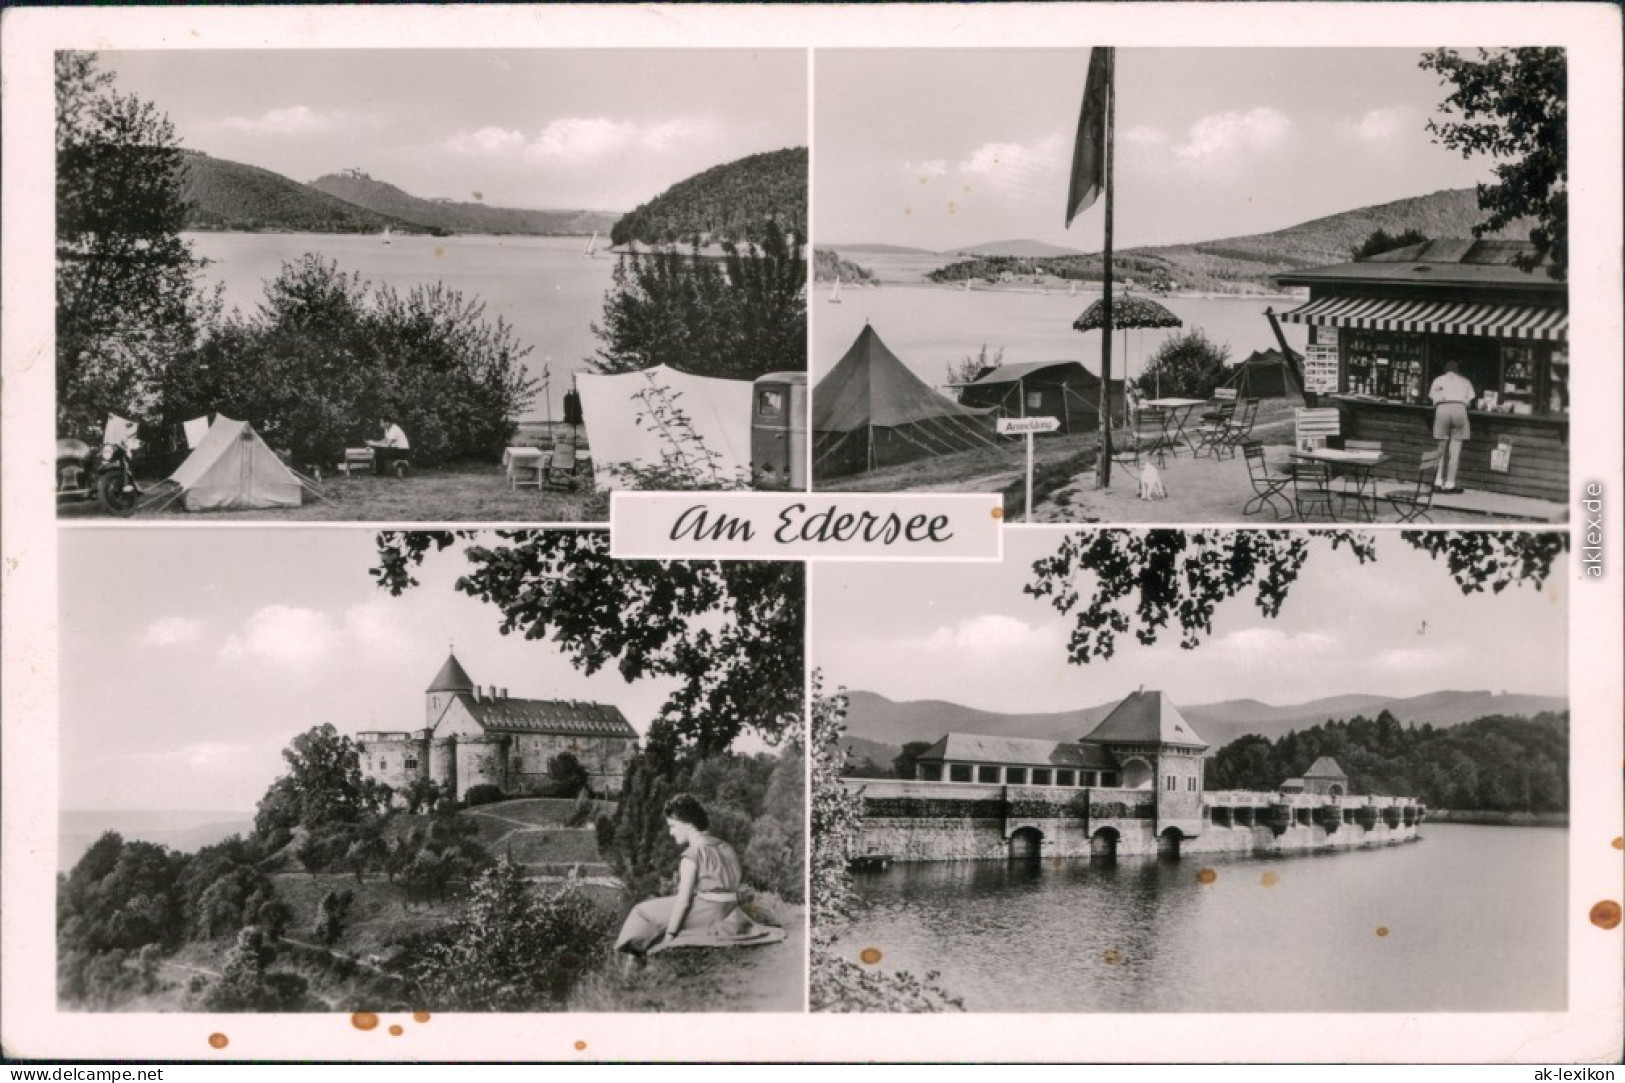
[462,784,505,808]
[1133,329,1230,401]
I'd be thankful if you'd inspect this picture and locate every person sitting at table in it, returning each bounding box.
[1427,360,1474,493]
[366,419,410,476]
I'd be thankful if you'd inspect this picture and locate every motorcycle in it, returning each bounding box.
[56,436,141,516]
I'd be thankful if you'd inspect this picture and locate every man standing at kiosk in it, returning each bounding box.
[1428,359,1475,493]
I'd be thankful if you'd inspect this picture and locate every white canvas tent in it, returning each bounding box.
[165,416,306,510]
[576,365,754,489]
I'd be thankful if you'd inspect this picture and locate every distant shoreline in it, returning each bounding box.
[1427,810,1568,828]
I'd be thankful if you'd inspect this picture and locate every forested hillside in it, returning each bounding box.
[814,248,876,284]
[308,171,618,236]
[1206,711,1568,813]
[924,188,1534,294]
[610,147,807,246]
[181,153,407,234]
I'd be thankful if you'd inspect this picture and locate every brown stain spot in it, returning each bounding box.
[574,1040,588,1051]
[434,246,444,259]
[351,1011,380,1031]
[1051,857,1063,870]
[1260,872,1280,887]
[1102,949,1122,965]
[1195,868,1217,885]
[1375,926,1390,938]
[1590,900,1622,930]
[472,191,484,202]
[859,947,883,965]
[1612,838,1623,851]
[991,506,1004,520]
[388,1025,404,1037]
[947,201,957,215]
[208,1033,229,1049]
[413,1011,431,1023]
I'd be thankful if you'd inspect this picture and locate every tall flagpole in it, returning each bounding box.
[1098,48,1116,489]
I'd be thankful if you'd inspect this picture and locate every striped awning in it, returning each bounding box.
[1280,296,1567,342]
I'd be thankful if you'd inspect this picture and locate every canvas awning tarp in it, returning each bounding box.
[167,415,303,510]
[1280,296,1568,342]
[576,364,754,489]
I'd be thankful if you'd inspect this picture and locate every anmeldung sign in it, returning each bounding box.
[997,416,1061,435]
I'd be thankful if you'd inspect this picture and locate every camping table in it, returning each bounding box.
[502,446,545,490]
[1144,398,1207,457]
[1288,448,1387,522]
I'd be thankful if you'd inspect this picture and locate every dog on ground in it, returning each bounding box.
[1137,462,1168,501]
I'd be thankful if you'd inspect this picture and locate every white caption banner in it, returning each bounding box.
[611,492,1005,562]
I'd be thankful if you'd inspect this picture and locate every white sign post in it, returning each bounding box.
[997,416,1061,522]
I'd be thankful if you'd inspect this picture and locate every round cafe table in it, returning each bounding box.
[1144,398,1207,456]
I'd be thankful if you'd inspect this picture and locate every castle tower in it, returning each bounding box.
[426,650,475,729]
[1082,690,1209,839]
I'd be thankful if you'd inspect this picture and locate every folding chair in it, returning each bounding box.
[1383,449,1442,523]
[1242,441,1291,519]
[1291,461,1339,522]
[1114,407,1171,470]
[1219,398,1261,457]
[1193,402,1236,458]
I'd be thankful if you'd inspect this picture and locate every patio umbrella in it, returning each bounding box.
[1073,293,1183,399]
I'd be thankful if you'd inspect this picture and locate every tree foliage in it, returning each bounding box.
[1132,329,1230,401]
[609,147,806,247]
[1420,48,1567,279]
[405,858,611,1011]
[946,344,1004,391]
[372,531,803,758]
[1026,530,1567,663]
[159,254,536,466]
[192,926,315,1012]
[254,724,391,844]
[56,51,206,435]
[1207,711,1569,813]
[1352,228,1430,260]
[589,221,805,381]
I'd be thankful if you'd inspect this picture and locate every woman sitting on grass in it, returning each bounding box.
[614,794,786,964]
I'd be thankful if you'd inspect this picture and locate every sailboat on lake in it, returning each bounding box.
[583,231,598,258]
[382,225,392,245]
[829,277,843,304]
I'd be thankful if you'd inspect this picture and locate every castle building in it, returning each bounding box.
[356,651,639,801]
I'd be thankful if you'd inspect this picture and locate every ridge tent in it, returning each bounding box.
[575,364,754,489]
[1222,348,1305,401]
[813,324,998,477]
[165,416,306,510]
[952,359,1125,435]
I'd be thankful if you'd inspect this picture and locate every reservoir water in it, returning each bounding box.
[813,282,1309,394]
[187,232,617,420]
[841,824,1565,1012]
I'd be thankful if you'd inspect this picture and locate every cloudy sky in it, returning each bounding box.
[99,49,806,213]
[812,531,1568,714]
[816,49,1500,251]
[59,530,681,812]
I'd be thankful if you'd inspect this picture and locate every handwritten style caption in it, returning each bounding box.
[611,493,1004,562]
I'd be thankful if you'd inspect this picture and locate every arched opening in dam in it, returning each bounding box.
[1157,827,1184,859]
[1008,826,1044,860]
[1090,826,1120,859]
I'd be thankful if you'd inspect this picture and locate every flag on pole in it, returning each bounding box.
[1065,47,1111,228]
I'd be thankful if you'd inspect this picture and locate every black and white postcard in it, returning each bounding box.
[2,1,1621,1067]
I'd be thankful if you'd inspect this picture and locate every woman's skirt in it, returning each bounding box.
[614,895,787,956]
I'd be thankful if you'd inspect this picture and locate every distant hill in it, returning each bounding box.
[610,147,807,247]
[949,238,1087,258]
[908,189,1535,293]
[181,153,409,234]
[829,242,938,255]
[60,809,254,872]
[814,248,877,284]
[843,688,1570,767]
[308,170,619,236]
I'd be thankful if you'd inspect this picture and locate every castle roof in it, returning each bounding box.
[1082,690,1208,749]
[426,652,475,694]
[456,693,637,740]
[918,733,1113,769]
[1305,756,1347,779]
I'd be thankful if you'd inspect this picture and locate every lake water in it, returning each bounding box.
[842,824,1566,1012]
[187,232,618,421]
[813,282,1308,395]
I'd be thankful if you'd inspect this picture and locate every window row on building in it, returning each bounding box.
[919,763,1122,788]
